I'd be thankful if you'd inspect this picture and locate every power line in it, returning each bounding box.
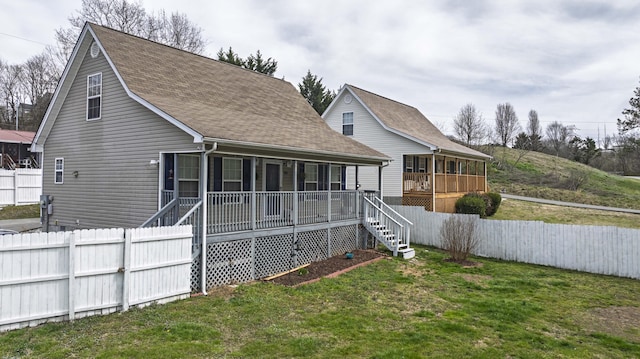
[0,32,49,46]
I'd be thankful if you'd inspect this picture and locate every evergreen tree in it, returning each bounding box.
[298,70,335,115]
[617,78,640,134]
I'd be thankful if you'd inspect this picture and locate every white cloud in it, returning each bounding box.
[2,0,638,140]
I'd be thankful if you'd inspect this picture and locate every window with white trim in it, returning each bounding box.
[405,155,414,172]
[87,73,102,120]
[342,112,353,135]
[54,158,64,184]
[330,165,341,190]
[304,163,318,190]
[223,158,242,191]
[178,155,199,197]
[418,157,427,173]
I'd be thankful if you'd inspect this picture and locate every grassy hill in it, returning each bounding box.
[480,146,640,210]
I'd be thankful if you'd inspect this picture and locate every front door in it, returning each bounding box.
[264,162,281,216]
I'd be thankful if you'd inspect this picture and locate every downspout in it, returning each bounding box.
[378,160,390,199]
[200,142,217,295]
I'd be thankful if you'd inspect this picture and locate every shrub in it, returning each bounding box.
[455,194,486,218]
[485,192,502,216]
[440,215,479,262]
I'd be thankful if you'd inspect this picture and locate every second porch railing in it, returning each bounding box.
[206,190,360,234]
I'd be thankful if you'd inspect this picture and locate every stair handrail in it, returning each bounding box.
[373,196,413,226]
[140,198,178,227]
[363,196,412,256]
[363,196,404,228]
[176,200,202,225]
[363,196,405,256]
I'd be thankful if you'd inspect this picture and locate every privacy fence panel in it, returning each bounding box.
[0,225,192,332]
[391,206,640,280]
[0,169,42,206]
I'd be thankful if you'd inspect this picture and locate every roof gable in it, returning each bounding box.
[337,84,490,159]
[34,23,388,163]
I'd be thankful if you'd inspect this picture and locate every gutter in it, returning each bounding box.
[202,137,390,164]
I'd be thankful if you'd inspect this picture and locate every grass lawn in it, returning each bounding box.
[492,198,640,229]
[1,247,638,358]
[0,204,39,220]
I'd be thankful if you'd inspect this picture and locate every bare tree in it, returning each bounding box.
[453,103,486,145]
[545,121,576,156]
[146,10,205,54]
[21,53,59,130]
[527,109,543,151]
[0,62,25,128]
[55,0,205,61]
[440,215,479,262]
[494,102,521,147]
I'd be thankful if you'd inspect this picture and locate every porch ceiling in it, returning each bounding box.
[206,141,389,166]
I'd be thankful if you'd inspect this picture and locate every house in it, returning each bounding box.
[323,85,491,213]
[32,23,413,292]
[0,129,38,169]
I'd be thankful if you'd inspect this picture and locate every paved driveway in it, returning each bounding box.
[0,218,42,233]
[501,194,640,214]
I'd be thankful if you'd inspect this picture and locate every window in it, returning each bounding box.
[223,158,242,191]
[54,158,64,184]
[342,112,353,135]
[405,155,414,172]
[418,157,427,173]
[304,163,318,190]
[330,165,341,190]
[87,73,102,120]
[178,155,199,197]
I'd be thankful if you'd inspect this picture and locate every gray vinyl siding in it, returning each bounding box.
[324,91,430,197]
[42,44,196,230]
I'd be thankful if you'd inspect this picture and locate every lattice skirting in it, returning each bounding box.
[402,195,433,211]
[191,224,360,292]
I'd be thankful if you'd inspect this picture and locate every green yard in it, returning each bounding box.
[1,246,638,358]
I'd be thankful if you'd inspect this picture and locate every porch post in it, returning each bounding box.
[327,164,332,222]
[355,165,360,218]
[484,161,488,192]
[293,160,298,226]
[355,165,359,190]
[444,156,448,194]
[200,151,207,295]
[251,157,256,230]
[173,154,179,223]
[431,154,436,212]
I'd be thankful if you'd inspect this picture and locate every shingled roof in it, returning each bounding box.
[344,85,490,159]
[85,24,388,163]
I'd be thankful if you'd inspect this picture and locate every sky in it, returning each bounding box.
[2,0,639,143]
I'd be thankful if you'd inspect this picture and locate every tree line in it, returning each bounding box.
[1,0,334,133]
[451,82,640,175]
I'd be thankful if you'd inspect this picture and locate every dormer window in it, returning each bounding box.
[342,112,353,136]
[87,73,102,120]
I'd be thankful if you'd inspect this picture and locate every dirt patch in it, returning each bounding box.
[443,258,484,268]
[577,306,640,342]
[269,249,388,286]
[456,273,492,287]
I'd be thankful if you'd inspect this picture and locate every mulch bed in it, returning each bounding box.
[268,249,388,286]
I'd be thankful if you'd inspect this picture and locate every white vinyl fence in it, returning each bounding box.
[0,225,192,332]
[0,168,42,206]
[392,206,640,280]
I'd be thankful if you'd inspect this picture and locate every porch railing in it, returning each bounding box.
[432,174,486,193]
[403,172,431,192]
[207,190,360,234]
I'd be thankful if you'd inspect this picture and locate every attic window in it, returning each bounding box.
[342,112,353,136]
[87,73,102,120]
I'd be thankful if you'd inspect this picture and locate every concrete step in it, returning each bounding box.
[398,248,415,259]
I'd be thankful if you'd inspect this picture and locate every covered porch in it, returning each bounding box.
[402,154,487,212]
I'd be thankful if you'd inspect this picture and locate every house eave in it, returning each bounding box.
[202,137,390,166]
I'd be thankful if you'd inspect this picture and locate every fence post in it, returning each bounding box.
[13,170,18,205]
[122,229,132,311]
[68,231,76,321]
